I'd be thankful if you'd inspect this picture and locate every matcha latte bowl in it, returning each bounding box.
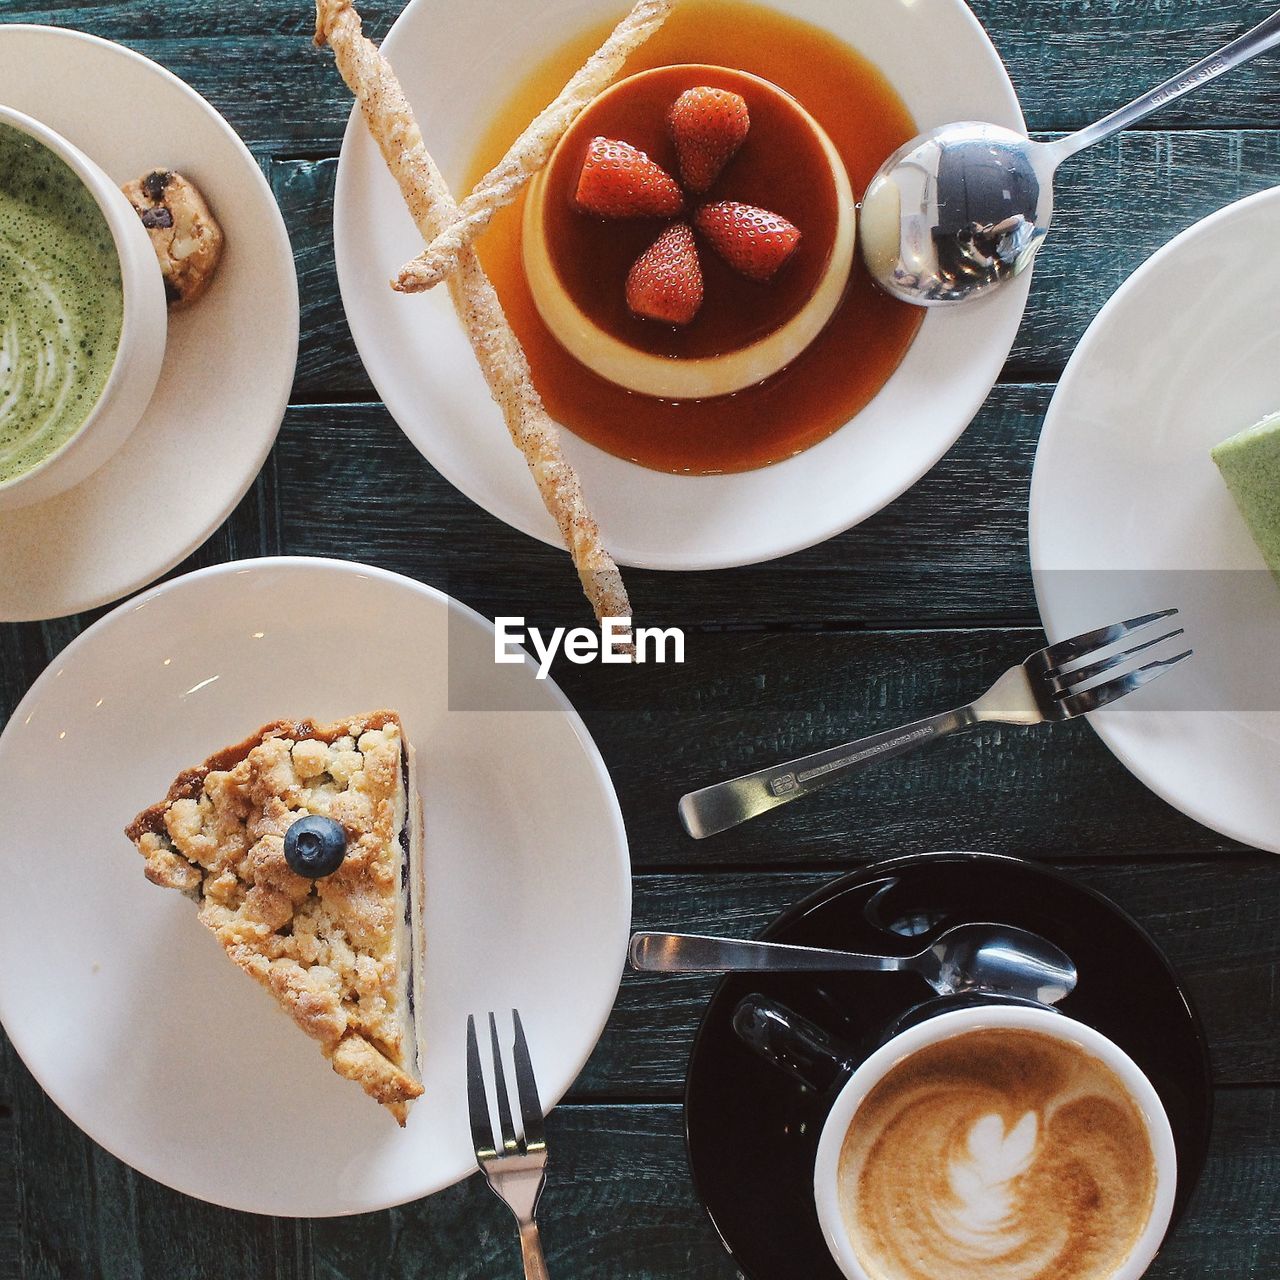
[0,105,167,511]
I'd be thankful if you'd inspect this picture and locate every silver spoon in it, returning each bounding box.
[861,7,1280,306]
[629,921,1077,1005]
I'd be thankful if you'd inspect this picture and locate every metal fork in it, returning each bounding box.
[679,609,1192,840]
[466,1010,550,1280]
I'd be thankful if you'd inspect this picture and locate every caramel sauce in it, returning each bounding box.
[467,0,924,474]
[541,64,840,359]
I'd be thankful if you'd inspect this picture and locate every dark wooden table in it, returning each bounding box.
[2,2,1279,1276]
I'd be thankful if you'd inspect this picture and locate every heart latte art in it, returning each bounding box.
[837,1028,1158,1280]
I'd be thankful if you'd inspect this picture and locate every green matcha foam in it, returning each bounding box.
[1212,410,1280,581]
[0,123,124,484]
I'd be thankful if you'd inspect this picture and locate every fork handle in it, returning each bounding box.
[678,706,976,839]
[520,1222,551,1280]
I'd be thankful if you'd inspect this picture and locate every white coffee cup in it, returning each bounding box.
[812,1003,1178,1280]
[0,106,167,511]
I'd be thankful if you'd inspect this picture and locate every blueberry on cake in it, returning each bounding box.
[125,711,425,1124]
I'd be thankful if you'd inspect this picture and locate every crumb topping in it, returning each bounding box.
[126,711,422,1122]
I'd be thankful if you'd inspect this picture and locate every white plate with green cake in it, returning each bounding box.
[1030,187,1280,855]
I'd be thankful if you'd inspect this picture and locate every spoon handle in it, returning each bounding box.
[628,932,910,973]
[1053,7,1280,162]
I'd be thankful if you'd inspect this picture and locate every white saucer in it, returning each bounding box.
[1030,188,1280,855]
[0,26,298,622]
[333,0,1029,571]
[0,558,631,1215]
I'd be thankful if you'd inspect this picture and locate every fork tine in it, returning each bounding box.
[510,1009,547,1152]
[488,1011,520,1154]
[466,1014,496,1160]
[1049,628,1185,691]
[1038,609,1178,671]
[1057,649,1193,718]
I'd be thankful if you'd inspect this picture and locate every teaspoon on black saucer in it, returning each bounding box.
[630,921,1077,1006]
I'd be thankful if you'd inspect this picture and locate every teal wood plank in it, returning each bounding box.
[309,1106,726,1280]
[552,627,1246,867]
[274,160,375,402]
[3,619,1241,873]
[578,860,1280,1098]
[0,1047,13,1280]
[314,1090,1280,1279]
[1169,1087,1280,1279]
[3,1,1280,141]
[0,428,1246,879]
[0,1027,302,1279]
[1025,128,1280,375]
[0,1088,1274,1278]
[266,393,1040,629]
[0,545,1251,880]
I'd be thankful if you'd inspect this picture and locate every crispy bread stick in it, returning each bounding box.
[315,0,633,637]
[392,0,677,293]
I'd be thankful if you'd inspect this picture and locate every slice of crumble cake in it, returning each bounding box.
[125,711,425,1124]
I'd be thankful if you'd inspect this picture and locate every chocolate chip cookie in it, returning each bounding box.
[122,169,225,309]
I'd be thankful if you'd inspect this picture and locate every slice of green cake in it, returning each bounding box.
[1212,410,1280,581]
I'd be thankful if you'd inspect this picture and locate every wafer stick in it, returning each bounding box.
[315,0,633,638]
[391,0,678,293]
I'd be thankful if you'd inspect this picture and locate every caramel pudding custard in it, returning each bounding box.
[469,0,923,475]
[524,64,856,399]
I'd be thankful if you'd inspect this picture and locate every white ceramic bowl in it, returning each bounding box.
[0,105,167,511]
[813,1004,1178,1280]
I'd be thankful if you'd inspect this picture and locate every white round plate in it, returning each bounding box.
[0,558,630,1215]
[334,0,1029,571]
[1030,188,1280,855]
[0,27,298,622]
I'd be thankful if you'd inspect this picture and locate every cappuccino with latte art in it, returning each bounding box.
[835,1028,1158,1280]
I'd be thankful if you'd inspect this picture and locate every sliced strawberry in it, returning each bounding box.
[625,222,703,325]
[574,137,684,219]
[694,201,801,282]
[667,87,750,194]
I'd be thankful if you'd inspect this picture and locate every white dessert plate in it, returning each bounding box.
[0,26,298,622]
[1030,187,1280,855]
[0,558,631,1215]
[333,0,1030,571]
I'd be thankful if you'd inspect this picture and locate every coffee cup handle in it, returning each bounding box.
[733,994,858,1094]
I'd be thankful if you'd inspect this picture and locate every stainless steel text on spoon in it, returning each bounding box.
[629,921,1078,1005]
[679,609,1190,840]
[861,7,1280,305]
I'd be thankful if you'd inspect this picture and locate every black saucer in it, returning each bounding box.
[684,852,1213,1280]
